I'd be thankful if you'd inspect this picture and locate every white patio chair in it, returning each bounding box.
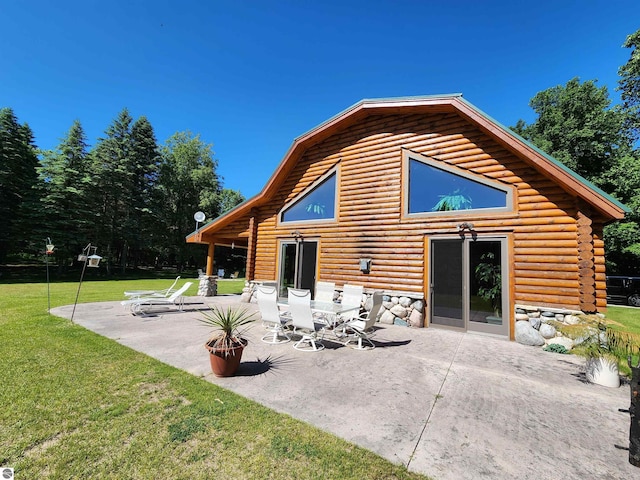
[314,281,335,303]
[339,291,384,350]
[121,281,193,315]
[123,276,181,299]
[313,281,336,325]
[338,284,364,322]
[257,284,291,344]
[288,288,326,352]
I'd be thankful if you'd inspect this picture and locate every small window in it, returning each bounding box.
[407,156,511,215]
[281,172,337,223]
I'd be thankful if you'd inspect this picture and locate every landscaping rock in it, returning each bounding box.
[541,311,555,318]
[546,336,574,351]
[399,296,412,308]
[390,304,408,318]
[412,300,424,313]
[539,323,557,339]
[379,310,395,325]
[515,313,529,321]
[529,316,541,330]
[515,321,545,346]
[564,314,581,325]
[555,314,565,322]
[394,318,408,327]
[408,308,424,327]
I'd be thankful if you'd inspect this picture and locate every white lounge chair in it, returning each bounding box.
[123,276,181,299]
[288,288,326,352]
[121,282,193,315]
[257,284,291,344]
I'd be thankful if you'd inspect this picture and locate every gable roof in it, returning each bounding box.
[187,94,628,242]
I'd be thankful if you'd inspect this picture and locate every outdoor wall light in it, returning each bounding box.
[359,257,372,273]
[458,222,475,231]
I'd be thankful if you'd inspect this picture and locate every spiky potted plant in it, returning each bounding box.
[581,319,639,388]
[200,305,255,377]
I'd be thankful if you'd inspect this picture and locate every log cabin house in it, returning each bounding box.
[186,95,628,339]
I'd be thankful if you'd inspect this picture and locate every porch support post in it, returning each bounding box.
[206,242,215,276]
[246,211,257,281]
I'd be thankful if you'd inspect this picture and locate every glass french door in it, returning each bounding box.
[278,240,318,298]
[430,236,508,336]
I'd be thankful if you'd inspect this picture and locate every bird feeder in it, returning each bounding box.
[87,254,102,268]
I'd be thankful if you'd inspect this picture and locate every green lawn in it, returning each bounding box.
[604,305,640,335]
[0,279,428,480]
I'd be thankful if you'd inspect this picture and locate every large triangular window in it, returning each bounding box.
[280,171,337,223]
[405,153,512,216]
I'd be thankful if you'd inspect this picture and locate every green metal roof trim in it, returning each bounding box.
[185,196,256,238]
[186,93,629,241]
[455,96,630,214]
[292,93,464,142]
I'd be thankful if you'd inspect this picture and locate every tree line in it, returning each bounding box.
[512,28,640,274]
[0,108,244,273]
[1,28,640,276]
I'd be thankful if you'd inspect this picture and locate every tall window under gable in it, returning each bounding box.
[281,172,337,223]
[407,156,512,215]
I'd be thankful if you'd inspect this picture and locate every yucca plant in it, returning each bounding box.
[200,305,255,357]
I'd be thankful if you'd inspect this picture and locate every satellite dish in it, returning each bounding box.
[194,211,206,222]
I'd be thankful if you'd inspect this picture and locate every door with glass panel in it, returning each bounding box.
[430,237,508,335]
[277,240,318,298]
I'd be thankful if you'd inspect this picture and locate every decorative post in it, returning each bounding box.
[45,238,54,314]
[71,244,102,323]
[629,357,640,467]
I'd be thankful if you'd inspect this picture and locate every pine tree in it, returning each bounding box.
[37,120,92,267]
[89,108,135,272]
[0,108,39,262]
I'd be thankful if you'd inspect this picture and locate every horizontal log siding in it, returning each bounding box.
[221,111,595,311]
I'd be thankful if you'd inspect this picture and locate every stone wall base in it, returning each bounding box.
[198,275,218,297]
[514,303,601,349]
[244,281,424,327]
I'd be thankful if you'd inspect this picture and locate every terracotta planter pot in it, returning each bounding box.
[206,339,247,377]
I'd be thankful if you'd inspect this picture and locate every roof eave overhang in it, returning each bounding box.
[186,94,628,244]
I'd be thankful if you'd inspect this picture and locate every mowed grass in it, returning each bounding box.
[0,279,428,480]
[604,305,640,335]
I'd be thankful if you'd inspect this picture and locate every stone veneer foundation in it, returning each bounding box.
[241,281,597,347]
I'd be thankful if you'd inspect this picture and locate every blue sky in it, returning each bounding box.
[1,1,638,200]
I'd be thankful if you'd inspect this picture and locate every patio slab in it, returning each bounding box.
[51,296,637,480]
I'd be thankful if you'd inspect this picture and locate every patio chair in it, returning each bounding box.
[257,284,291,344]
[338,291,384,350]
[313,281,336,325]
[288,288,326,352]
[123,276,181,299]
[338,284,364,322]
[121,281,193,315]
[314,281,335,302]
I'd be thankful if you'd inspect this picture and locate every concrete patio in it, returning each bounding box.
[52,295,637,480]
